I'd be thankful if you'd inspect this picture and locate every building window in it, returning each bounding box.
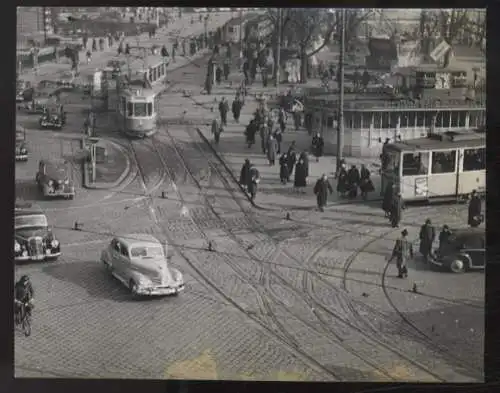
[373,112,382,129]
[415,111,426,127]
[458,111,467,127]
[469,110,485,128]
[361,112,373,129]
[228,26,234,33]
[400,111,411,128]
[353,113,362,129]
[127,102,133,117]
[344,112,353,129]
[402,152,429,176]
[431,150,457,174]
[326,116,334,128]
[463,147,485,171]
[381,112,391,128]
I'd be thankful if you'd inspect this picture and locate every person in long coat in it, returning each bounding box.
[390,192,404,228]
[239,159,251,190]
[245,120,257,147]
[347,165,361,199]
[223,58,230,81]
[468,190,482,227]
[260,124,268,154]
[419,219,436,263]
[215,66,223,85]
[279,153,289,184]
[336,164,348,197]
[211,118,222,144]
[273,129,282,155]
[232,96,242,123]
[247,166,260,201]
[389,229,414,278]
[299,151,309,177]
[266,135,278,166]
[219,97,229,126]
[382,183,394,218]
[294,159,307,193]
[314,174,333,212]
[92,38,97,52]
[359,164,375,200]
[438,225,452,256]
[278,108,287,133]
[287,142,297,177]
[311,133,324,162]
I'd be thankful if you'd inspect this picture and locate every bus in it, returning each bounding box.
[380,128,485,202]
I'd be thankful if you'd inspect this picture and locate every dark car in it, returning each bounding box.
[14,202,61,262]
[39,104,66,130]
[15,125,28,161]
[36,159,75,199]
[16,80,34,102]
[430,228,485,273]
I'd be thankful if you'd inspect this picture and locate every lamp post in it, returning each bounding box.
[275,8,281,94]
[336,8,345,171]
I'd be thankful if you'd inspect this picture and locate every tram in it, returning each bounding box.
[380,128,485,203]
[116,53,168,137]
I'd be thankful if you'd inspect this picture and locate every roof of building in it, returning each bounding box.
[387,129,485,152]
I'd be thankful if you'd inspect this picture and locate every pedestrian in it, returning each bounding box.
[82,35,88,50]
[260,123,269,154]
[232,95,242,123]
[125,43,130,55]
[273,129,282,155]
[305,111,313,135]
[92,38,97,52]
[347,165,361,199]
[299,152,309,178]
[468,190,482,227]
[239,159,251,190]
[314,174,333,212]
[294,158,308,193]
[278,107,287,133]
[388,229,413,278]
[390,192,404,228]
[215,66,222,85]
[99,37,104,51]
[311,132,324,162]
[86,50,92,64]
[359,164,375,200]
[279,153,289,184]
[266,135,278,166]
[261,65,269,87]
[419,219,436,263]
[108,34,113,48]
[438,225,452,256]
[205,75,213,95]
[211,118,222,144]
[247,166,260,201]
[243,59,249,85]
[362,69,370,91]
[219,97,229,126]
[182,40,186,56]
[161,45,169,57]
[382,183,394,218]
[118,41,123,55]
[245,119,257,148]
[223,58,230,81]
[293,110,301,131]
[287,142,297,178]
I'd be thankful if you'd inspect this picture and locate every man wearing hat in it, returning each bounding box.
[389,229,414,278]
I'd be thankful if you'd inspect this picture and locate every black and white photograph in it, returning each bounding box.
[14,7,485,382]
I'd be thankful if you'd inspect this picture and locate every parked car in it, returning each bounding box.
[36,159,75,199]
[430,227,485,273]
[16,80,34,102]
[15,125,28,161]
[101,234,185,296]
[14,202,61,262]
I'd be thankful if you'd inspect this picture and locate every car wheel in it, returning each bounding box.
[450,259,465,273]
[129,279,139,295]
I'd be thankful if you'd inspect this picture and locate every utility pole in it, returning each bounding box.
[336,8,345,171]
[275,7,281,93]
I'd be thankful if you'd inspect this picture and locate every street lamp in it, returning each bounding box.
[336,8,345,171]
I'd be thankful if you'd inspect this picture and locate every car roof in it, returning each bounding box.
[116,233,161,246]
[15,202,44,217]
[41,159,69,176]
[450,227,485,240]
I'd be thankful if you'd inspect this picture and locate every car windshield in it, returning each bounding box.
[15,214,48,230]
[130,246,163,258]
[47,163,68,178]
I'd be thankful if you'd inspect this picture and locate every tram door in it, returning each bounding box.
[400,150,430,201]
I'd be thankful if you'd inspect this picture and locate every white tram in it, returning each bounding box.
[380,128,485,202]
[116,54,168,137]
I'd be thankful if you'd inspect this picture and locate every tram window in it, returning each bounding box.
[148,70,153,82]
[147,102,153,116]
[463,148,485,171]
[353,113,362,128]
[127,102,133,117]
[373,112,382,129]
[415,111,425,127]
[133,102,147,117]
[361,112,373,129]
[431,150,456,174]
[402,152,429,176]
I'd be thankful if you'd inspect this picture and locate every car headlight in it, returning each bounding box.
[22,250,28,257]
[51,239,59,248]
[48,180,54,187]
[14,242,21,252]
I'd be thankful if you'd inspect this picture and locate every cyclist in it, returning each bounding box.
[14,275,34,324]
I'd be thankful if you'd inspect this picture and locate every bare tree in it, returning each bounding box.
[264,8,371,83]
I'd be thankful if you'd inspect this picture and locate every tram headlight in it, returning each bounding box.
[14,242,21,253]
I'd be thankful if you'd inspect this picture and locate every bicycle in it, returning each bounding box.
[15,300,32,337]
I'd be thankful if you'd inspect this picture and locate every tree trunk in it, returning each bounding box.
[300,46,307,84]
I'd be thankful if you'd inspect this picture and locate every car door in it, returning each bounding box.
[109,239,124,277]
[117,241,132,282]
[463,234,485,269]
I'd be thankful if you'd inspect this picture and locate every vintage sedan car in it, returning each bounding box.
[15,125,28,161]
[39,111,64,130]
[101,234,185,296]
[14,202,61,262]
[430,228,485,273]
[16,80,34,102]
[36,159,75,199]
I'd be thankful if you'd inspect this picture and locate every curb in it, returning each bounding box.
[82,138,132,190]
